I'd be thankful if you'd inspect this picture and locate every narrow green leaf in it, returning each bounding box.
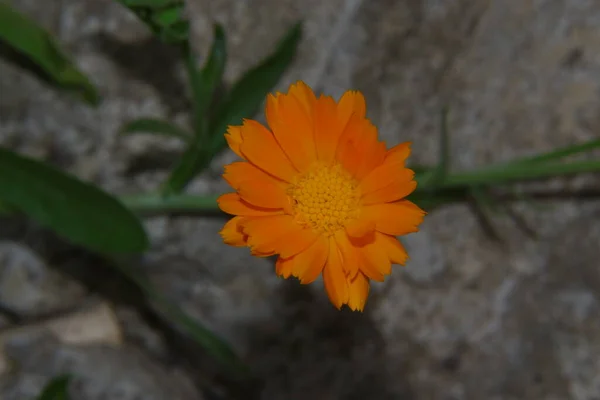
[161,22,302,195]
[115,0,189,44]
[152,4,184,27]
[187,24,227,135]
[0,148,149,254]
[159,136,203,195]
[512,138,600,165]
[109,258,250,378]
[118,0,181,9]
[443,159,600,188]
[0,3,99,105]
[208,22,303,156]
[120,118,191,141]
[36,375,71,400]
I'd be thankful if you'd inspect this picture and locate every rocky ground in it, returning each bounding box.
[1,0,600,399]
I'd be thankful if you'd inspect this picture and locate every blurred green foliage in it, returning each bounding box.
[0,2,99,104]
[35,375,71,400]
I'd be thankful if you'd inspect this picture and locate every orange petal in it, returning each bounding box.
[347,272,370,311]
[219,216,247,247]
[241,215,296,255]
[224,125,244,159]
[238,179,290,209]
[334,114,363,176]
[266,92,316,171]
[385,142,411,166]
[345,217,375,239]
[335,116,386,180]
[334,229,360,278]
[314,95,344,164]
[239,119,298,181]
[361,200,426,235]
[292,235,329,284]
[361,175,417,205]
[272,226,319,259]
[378,233,409,265]
[223,161,284,190]
[223,162,290,210]
[322,238,349,309]
[275,256,294,278]
[287,81,317,116]
[338,90,366,124]
[217,192,283,216]
[252,249,277,258]
[359,163,414,197]
[349,234,390,281]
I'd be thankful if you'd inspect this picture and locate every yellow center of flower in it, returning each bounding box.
[288,163,359,235]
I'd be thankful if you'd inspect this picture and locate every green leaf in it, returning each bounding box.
[444,159,600,188]
[152,5,183,27]
[0,148,149,254]
[162,22,303,195]
[512,138,600,165]
[208,22,303,156]
[120,118,191,141]
[119,0,180,8]
[187,24,227,135]
[0,3,99,105]
[109,258,250,378]
[36,375,71,400]
[0,199,17,215]
[115,0,189,44]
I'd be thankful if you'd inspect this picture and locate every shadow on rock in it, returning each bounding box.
[92,32,189,115]
[246,280,415,400]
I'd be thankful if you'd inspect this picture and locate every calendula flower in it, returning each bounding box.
[217,81,425,311]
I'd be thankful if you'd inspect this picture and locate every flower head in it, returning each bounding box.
[218,81,425,311]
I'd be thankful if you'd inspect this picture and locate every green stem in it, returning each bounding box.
[429,160,600,189]
[121,159,600,214]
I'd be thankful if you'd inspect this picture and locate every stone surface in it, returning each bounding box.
[0,333,202,400]
[1,0,600,399]
[0,242,87,318]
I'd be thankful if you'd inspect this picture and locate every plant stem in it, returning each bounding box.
[424,160,600,189]
[120,160,600,215]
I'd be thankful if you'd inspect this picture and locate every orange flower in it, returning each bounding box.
[218,81,425,311]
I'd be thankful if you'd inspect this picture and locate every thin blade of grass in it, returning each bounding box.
[511,138,600,164]
[0,3,99,105]
[443,159,600,188]
[162,22,302,195]
[109,258,250,378]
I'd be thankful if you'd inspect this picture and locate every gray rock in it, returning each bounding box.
[0,242,86,318]
[0,332,203,400]
[401,222,447,284]
[1,0,600,399]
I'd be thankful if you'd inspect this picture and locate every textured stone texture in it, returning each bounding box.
[0,333,202,400]
[0,242,86,318]
[1,0,600,399]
